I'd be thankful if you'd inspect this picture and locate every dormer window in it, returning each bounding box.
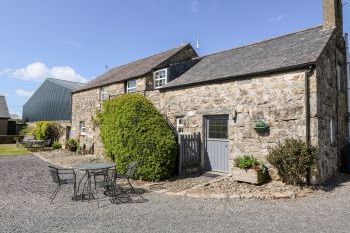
[126,79,136,93]
[154,68,168,89]
[100,86,108,100]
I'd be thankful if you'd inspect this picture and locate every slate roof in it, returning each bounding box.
[47,78,85,91]
[164,26,335,89]
[0,96,10,119]
[76,44,193,92]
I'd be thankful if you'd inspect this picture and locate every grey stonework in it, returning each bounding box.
[315,32,347,183]
[147,70,318,174]
[72,70,320,176]
[70,27,347,184]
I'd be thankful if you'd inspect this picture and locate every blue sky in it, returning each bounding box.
[0,0,349,117]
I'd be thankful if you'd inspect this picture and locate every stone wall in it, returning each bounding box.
[71,77,148,157]
[70,40,347,183]
[147,70,317,173]
[315,32,347,182]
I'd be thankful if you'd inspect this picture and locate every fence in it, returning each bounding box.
[178,132,201,175]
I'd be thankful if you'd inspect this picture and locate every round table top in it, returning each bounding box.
[74,162,115,171]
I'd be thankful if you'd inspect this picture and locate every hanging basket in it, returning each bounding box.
[253,120,269,133]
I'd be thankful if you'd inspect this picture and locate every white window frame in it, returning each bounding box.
[126,79,137,93]
[329,118,336,145]
[336,64,342,91]
[154,68,168,89]
[100,86,108,100]
[176,117,184,134]
[79,121,86,135]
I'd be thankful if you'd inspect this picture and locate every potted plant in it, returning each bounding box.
[232,155,267,184]
[253,120,269,133]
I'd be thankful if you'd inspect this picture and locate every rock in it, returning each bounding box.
[209,193,228,199]
[186,192,209,199]
[240,193,254,199]
[268,168,281,181]
[229,194,240,199]
[166,190,187,196]
[273,191,295,199]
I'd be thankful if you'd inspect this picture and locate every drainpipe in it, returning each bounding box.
[305,65,313,184]
[345,33,350,172]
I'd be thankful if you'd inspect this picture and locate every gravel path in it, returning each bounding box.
[1,155,350,233]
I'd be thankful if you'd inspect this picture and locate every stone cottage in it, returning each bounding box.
[72,0,347,183]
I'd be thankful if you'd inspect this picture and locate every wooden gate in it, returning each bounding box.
[178,133,201,175]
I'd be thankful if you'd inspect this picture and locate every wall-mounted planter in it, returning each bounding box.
[253,120,269,133]
[231,168,267,185]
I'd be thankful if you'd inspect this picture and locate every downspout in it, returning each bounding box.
[305,65,313,184]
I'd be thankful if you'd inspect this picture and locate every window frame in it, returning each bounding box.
[336,63,342,91]
[206,116,229,140]
[176,116,184,134]
[100,86,108,101]
[329,118,336,146]
[79,121,86,135]
[126,79,137,93]
[153,68,168,89]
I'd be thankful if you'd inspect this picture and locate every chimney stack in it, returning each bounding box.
[323,0,343,31]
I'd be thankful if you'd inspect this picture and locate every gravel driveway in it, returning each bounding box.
[1,155,350,233]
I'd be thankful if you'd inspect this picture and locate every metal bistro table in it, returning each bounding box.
[74,162,116,201]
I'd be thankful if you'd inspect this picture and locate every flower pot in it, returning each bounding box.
[254,126,269,133]
[231,167,267,185]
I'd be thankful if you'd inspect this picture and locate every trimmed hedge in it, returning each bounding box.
[98,94,177,181]
[267,138,317,185]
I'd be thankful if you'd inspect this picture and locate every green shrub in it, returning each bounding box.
[267,138,316,185]
[234,155,260,169]
[33,121,63,144]
[98,93,177,181]
[52,141,62,150]
[19,125,35,136]
[66,138,78,152]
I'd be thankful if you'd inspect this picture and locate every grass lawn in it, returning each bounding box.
[0,144,30,157]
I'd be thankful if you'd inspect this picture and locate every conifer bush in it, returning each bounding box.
[98,94,177,181]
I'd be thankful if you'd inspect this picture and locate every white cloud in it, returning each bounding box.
[16,89,34,98]
[269,15,284,23]
[191,0,199,15]
[0,62,87,83]
[0,68,11,76]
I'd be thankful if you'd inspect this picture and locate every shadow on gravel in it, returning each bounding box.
[314,173,350,192]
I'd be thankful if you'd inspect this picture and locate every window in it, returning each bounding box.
[329,118,335,145]
[154,68,168,89]
[100,87,108,100]
[79,121,86,135]
[126,79,136,93]
[336,64,342,91]
[207,118,228,139]
[176,117,184,134]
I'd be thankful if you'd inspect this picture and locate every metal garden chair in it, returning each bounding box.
[48,166,76,204]
[116,161,138,193]
[92,167,131,207]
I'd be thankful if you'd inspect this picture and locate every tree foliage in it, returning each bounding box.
[34,121,63,144]
[98,94,177,181]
